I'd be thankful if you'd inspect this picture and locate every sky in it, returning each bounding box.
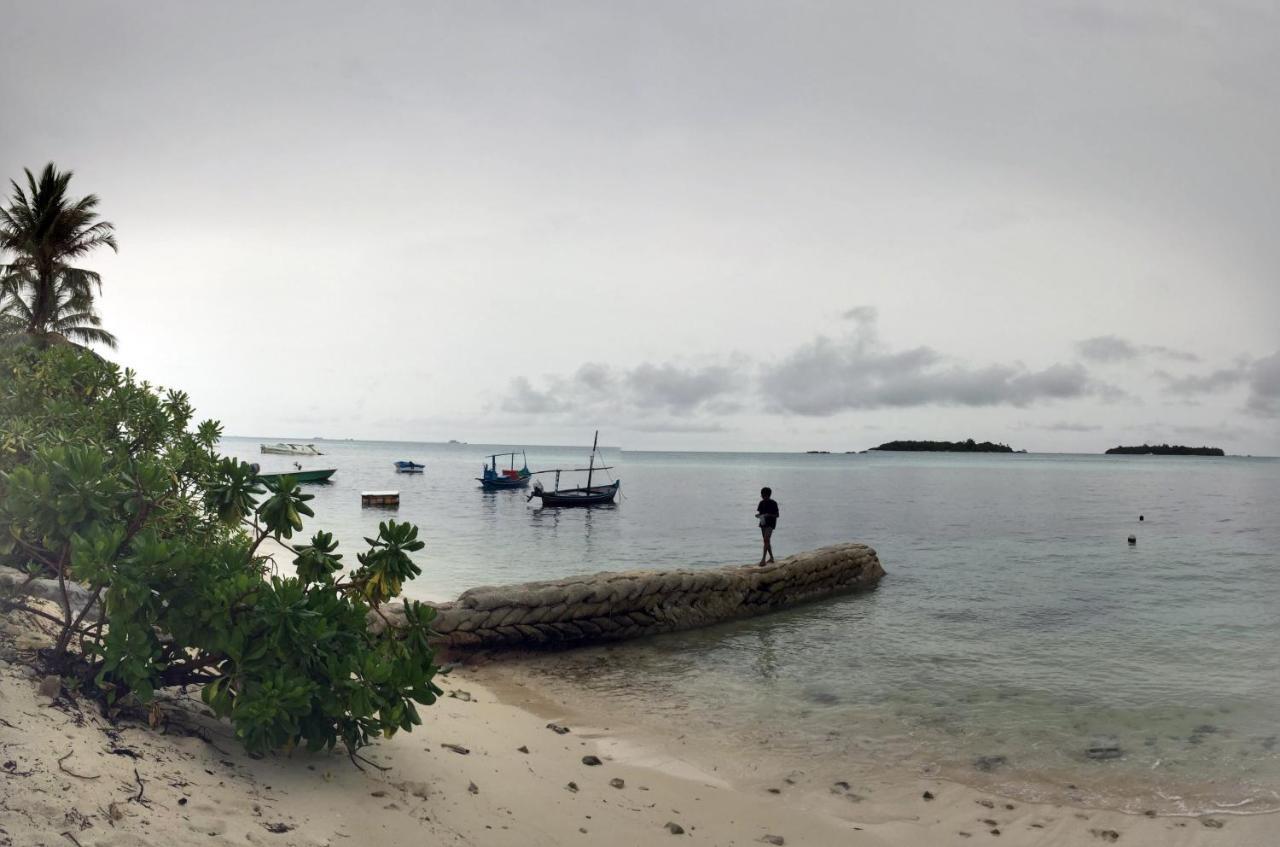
[2,0,1278,453]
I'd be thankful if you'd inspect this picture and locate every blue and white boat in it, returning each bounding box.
[394,461,425,474]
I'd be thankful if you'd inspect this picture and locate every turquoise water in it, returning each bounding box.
[222,438,1280,813]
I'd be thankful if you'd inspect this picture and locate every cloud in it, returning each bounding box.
[1077,335,1200,364]
[1247,351,1280,416]
[1027,421,1103,432]
[503,361,740,417]
[1156,366,1247,395]
[625,363,739,414]
[1153,350,1280,416]
[760,317,1110,415]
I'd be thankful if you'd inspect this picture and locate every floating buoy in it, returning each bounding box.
[1139,515,1144,522]
[1127,535,1137,545]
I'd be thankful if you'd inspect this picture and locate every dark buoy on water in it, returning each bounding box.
[1128,535,1137,545]
[1139,515,1144,522]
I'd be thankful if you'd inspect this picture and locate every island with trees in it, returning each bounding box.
[870,439,1018,453]
[1105,444,1225,456]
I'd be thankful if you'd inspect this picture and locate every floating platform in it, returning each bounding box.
[361,490,400,507]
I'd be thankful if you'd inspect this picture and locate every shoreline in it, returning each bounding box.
[5,606,1269,846]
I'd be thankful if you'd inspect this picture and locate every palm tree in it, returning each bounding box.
[0,163,117,348]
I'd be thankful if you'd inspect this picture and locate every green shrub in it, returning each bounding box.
[0,344,442,755]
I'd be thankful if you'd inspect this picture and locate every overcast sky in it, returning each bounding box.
[3,1,1278,453]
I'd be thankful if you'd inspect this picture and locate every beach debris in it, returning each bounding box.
[767,787,781,794]
[468,781,479,795]
[922,790,935,800]
[566,782,579,793]
[37,674,61,698]
[1127,535,1136,545]
[957,833,972,839]
[1201,819,1224,829]
[370,790,387,797]
[759,836,785,845]
[582,755,603,766]
[610,778,625,789]
[976,799,995,808]
[1005,803,1015,810]
[831,781,850,793]
[56,751,99,780]
[448,689,472,702]
[1089,829,1120,842]
[518,745,530,754]
[664,821,685,835]
[263,822,294,834]
[441,743,470,755]
[547,723,571,734]
[990,828,1001,836]
[1086,738,1124,760]
[973,755,1007,772]
[1142,810,1156,817]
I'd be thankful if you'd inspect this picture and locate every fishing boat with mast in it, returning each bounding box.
[476,450,532,490]
[527,431,620,507]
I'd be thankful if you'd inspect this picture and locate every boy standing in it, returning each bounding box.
[756,486,779,565]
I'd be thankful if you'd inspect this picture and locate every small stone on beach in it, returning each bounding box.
[566,782,579,793]
[547,723,571,734]
[665,821,685,835]
[922,791,935,800]
[760,836,785,845]
[1201,819,1224,828]
[518,746,529,754]
[582,755,602,766]
[468,781,479,795]
[610,778,625,789]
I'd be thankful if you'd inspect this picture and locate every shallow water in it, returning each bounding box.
[222,438,1280,813]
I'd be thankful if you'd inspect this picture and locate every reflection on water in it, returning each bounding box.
[219,438,1280,813]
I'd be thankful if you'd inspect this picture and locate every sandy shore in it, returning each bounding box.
[1,610,1270,846]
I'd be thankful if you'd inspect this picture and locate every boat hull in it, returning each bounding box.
[478,476,530,490]
[533,481,620,507]
[257,468,336,485]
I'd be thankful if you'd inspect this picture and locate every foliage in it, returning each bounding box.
[871,439,1016,453]
[0,163,117,348]
[0,344,442,755]
[1104,444,1224,456]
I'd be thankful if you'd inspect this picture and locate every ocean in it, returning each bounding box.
[221,437,1280,815]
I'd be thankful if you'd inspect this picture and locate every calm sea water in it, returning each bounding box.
[222,437,1280,814]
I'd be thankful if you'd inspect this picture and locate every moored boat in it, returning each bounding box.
[256,468,336,485]
[527,432,619,507]
[394,461,425,473]
[477,450,531,489]
[260,442,324,456]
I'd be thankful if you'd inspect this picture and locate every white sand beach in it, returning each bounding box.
[2,606,1269,847]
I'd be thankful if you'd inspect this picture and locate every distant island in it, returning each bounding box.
[1105,444,1224,456]
[871,439,1017,453]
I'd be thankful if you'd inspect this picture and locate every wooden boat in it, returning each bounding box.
[362,490,399,507]
[256,468,336,485]
[394,461,425,473]
[527,432,620,507]
[260,442,323,456]
[477,451,532,490]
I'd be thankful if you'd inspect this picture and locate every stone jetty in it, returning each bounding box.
[374,542,884,649]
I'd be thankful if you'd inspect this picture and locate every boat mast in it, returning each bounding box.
[587,430,598,490]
